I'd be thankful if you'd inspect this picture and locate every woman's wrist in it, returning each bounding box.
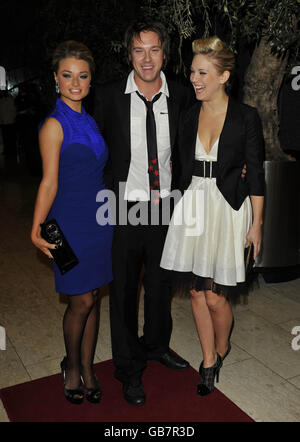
[252,219,263,228]
[31,224,41,241]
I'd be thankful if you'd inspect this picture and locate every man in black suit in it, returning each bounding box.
[94,21,190,406]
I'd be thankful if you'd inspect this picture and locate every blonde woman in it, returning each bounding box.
[161,37,264,395]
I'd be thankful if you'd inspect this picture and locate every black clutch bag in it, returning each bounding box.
[40,219,79,275]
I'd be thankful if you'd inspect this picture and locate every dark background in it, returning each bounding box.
[0,0,299,162]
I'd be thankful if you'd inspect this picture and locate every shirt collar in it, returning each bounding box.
[125,70,169,99]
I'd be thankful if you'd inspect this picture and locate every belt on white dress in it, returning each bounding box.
[193,160,217,178]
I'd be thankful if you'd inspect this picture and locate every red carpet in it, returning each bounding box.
[0,359,254,422]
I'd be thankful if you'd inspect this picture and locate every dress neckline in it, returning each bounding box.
[56,97,87,117]
[197,135,219,156]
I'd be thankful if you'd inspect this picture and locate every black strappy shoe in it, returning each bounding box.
[60,357,84,405]
[80,369,102,403]
[197,353,222,396]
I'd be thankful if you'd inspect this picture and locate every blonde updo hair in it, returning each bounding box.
[192,36,235,81]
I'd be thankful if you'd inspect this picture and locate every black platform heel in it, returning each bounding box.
[80,371,102,404]
[60,357,84,405]
[221,318,235,362]
[197,353,222,396]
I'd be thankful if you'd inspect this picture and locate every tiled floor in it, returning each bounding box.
[0,154,300,422]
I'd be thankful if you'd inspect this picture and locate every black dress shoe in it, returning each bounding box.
[150,351,190,370]
[123,382,145,406]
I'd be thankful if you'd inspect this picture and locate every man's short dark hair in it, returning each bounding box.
[124,21,170,68]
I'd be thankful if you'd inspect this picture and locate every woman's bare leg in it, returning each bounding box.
[205,290,233,358]
[190,289,216,367]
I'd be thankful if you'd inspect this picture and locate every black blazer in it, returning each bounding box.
[178,96,265,210]
[93,78,191,193]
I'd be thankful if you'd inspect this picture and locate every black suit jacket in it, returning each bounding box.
[93,77,191,193]
[178,96,265,210]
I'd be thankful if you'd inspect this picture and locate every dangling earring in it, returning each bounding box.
[55,83,60,94]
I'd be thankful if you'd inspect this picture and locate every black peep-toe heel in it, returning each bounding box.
[60,357,84,405]
[81,372,102,404]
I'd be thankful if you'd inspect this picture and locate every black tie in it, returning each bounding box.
[136,91,162,201]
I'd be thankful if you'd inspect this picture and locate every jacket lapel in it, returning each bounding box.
[118,79,131,156]
[166,95,177,148]
[218,96,243,166]
[166,81,176,147]
[184,101,200,175]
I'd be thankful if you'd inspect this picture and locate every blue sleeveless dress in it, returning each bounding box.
[45,98,113,295]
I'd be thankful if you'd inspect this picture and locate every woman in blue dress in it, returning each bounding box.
[31,41,113,404]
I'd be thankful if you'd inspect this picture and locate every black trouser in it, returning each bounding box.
[109,200,173,384]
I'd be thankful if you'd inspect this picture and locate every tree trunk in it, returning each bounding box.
[243,36,292,161]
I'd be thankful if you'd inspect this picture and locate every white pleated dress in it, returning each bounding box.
[160,135,252,297]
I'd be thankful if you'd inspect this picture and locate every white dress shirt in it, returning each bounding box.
[124,70,172,201]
